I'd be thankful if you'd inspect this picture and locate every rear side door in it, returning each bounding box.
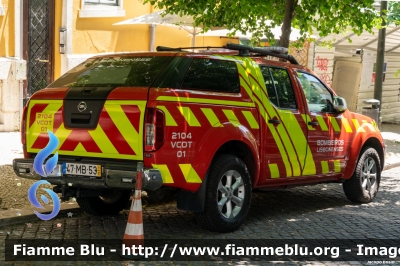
[258,66,316,182]
[295,71,349,176]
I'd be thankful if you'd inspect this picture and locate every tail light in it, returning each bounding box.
[145,108,165,151]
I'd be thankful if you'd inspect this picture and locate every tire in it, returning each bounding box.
[77,190,131,215]
[343,147,381,203]
[195,154,252,233]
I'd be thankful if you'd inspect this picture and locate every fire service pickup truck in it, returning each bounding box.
[14,43,385,232]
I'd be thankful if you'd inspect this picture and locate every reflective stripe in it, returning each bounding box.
[268,164,280,178]
[157,106,177,126]
[236,60,296,175]
[341,118,353,133]
[179,164,202,183]
[124,223,144,236]
[87,124,119,154]
[152,164,174,183]
[321,161,329,174]
[301,114,316,130]
[352,119,366,132]
[201,108,223,127]
[362,120,376,132]
[329,116,341,132]
[28,100,145,160]
[223,110,240,127]
[242,110,259,129]
[236,59,302,177]
[157,96,255,107]
[316,116,328,131]
[177,106,201,126]
[104,102,143,155]
[334,160,341,173]
[275,113,301,177]
[74,143,86,152]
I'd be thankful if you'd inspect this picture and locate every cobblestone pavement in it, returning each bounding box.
[0,166,398,265]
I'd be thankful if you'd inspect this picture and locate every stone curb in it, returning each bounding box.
[383,161,400,171]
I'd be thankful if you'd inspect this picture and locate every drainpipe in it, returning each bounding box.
[149,24,156,52]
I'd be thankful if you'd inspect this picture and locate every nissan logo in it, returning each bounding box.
[77,101,87,112]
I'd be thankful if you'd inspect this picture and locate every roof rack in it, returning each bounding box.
[156,46,224,52]
[156,43,299,65]
[224,43,299,65]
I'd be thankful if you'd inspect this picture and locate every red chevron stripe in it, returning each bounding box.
[53,106,63,132]
[59,130,102,153]
[98,108,136,155]
[121,105,141,133]
[29,104,48,128]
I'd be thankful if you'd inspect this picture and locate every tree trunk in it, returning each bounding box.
[280,0,296,48]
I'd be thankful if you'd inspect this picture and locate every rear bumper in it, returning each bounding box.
[13,158,163,191]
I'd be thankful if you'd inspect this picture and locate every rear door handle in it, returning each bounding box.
[268,119,281,125]
[308,121,319,126]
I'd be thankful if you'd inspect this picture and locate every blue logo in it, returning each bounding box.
[33,130,59,177]
[29,130,61,220]
[28,180,61,220]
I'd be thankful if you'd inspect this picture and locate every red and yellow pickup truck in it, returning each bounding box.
[14,43,385,232]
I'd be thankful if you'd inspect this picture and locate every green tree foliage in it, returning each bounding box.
[143,0,380,48]
[388,1,400,26]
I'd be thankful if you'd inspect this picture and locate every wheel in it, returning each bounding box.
[343,147,381,203]
[77,190,131,215]
[195,154,252,233]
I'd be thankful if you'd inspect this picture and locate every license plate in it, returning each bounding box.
[62,163,101,177]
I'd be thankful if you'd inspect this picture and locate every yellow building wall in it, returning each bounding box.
[0,0,15,57]
[71,0,228,54]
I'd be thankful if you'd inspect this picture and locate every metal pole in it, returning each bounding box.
[149,24,156,52]
[373,0,387,127]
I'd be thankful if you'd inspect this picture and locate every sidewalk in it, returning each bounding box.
[380,123,400,170]
[0,124,399,224]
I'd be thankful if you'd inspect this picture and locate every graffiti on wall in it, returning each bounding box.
[315,56,332,87]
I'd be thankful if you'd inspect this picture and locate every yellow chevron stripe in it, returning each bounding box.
[316,116,328,131]
[269,164,280,178]
[201,108,223,127]
[341,118,353,133]
[179,164,202,183]
[157,106,177,126]
[237,61,296,177]
[329,116,341,132]
[237,67,292,176]
[223,110,241,127]
[152,164,174,183]
[157,96,255,107]
[241,59,316,176]
[321,161,329,174]
[74,143,86,152]
[242,110,259,129]
[334,160,341,173]
[352,119,366,132]
[27,100,63,152]
[88,124,118,154]
[362,120,376,132]
[301,114,316,130]
[104,101,144,156]
[178,106,201,126]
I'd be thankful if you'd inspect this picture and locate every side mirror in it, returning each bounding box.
[333,96,348,113]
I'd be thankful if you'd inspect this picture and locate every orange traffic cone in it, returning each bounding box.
[121,162,145,259]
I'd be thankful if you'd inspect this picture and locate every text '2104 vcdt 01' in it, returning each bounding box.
[14,43,385,232]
